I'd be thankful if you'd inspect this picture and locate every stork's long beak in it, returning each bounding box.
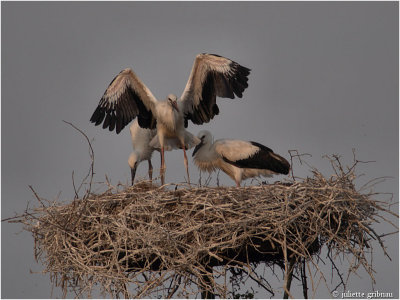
[131,165,137,186]
[192,140,204,157]
[172,101,180,113]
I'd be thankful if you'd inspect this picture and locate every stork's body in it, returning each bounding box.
[192,130,290,186]
[90,53,251,184]
[152,95,191,183]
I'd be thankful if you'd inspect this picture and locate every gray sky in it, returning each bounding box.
[2,2,398,298]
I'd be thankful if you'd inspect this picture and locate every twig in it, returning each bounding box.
[288,150,312,180]
[62,120,94,200]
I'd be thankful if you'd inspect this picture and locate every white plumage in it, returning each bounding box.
[128,119,158,185]
[90,53,251,184]
[192,130,290,187]
[128,119,199,185]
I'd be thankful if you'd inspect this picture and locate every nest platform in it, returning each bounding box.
[10,158,397,298]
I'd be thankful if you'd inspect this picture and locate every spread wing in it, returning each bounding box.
[216,140,290,174]
[90,68,158,134]
[180,53,251,127]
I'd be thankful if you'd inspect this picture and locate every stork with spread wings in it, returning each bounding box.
[90,53,251,184]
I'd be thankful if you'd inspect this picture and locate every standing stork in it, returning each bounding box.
[128,119,158,185]
[90,53,251,184]
[129,119,200,185]
[192,130,290,187]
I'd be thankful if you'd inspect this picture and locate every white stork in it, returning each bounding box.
[128,119,199,185]
[128,119,158,185]
[192,130,290,187]
[90,53,251,184]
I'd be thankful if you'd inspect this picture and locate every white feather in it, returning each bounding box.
[149,132,200,151]
[214,140,259,162]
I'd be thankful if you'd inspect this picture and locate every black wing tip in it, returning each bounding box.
[230,62,251,98]
[282,166,290,175]
[90,107,126,134]
[90,106,105,125]
[115,124,124,134]
[277,159,290,175]
[232,62,251,77]
[213,104,220,115]
[274,155,291,175]
[271,154,291,175]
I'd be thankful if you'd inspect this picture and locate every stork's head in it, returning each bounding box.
[128,152,139,185]
[167,94,179,112]
[192,130,212,156]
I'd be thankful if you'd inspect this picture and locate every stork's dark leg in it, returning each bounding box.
[131,166,137,186]
[148,160,153,181]
[160,146,165,185]
[182,143,190,185]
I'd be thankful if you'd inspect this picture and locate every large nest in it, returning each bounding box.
[9,155,397,298]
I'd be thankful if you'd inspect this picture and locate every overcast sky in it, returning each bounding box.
[2,1,398,298]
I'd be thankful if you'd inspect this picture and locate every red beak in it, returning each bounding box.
[172,101,180,112]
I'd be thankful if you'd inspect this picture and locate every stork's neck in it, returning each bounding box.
[194,143,219,162]
[155,101,183,133]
